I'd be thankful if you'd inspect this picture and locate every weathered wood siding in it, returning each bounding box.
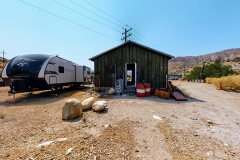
[93,42,170,88]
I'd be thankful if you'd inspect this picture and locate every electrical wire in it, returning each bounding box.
[84,0,127,26]
[19,0,121,42]
[132,29,159,49]
[69,0,123,28]
[53,0,122,33]
[132,35,147,45]
[84,0,159,49]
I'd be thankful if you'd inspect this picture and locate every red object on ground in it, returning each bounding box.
[171,92,188,101]
[167,81,173,92]
[219,84,223,90]
[144,83,151,96]
[136,84,145,98]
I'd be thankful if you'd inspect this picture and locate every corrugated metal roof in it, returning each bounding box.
[89,40,174,61]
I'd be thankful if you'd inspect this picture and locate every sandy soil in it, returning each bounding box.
[0,81,240,160]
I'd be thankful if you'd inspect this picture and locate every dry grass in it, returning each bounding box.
[206,75,240,91]
[173,85,191,97]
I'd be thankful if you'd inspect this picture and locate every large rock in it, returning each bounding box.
[108,88,115,95]
[62,98,82,120]
[92,101,107,112]
[81,97,95,111]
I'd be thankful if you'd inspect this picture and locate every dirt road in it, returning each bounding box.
[0,81,240,159]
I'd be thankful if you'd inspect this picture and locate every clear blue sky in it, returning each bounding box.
[1,0,240,69]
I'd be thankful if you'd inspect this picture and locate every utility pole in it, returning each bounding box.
[3,50,5,67]
[0,50,6,67]
[183,63,186,76]
[121,28,132,42]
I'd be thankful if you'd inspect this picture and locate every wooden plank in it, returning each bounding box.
[171,92,188,101]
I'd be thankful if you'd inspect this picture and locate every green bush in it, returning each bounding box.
[185,59,238,80]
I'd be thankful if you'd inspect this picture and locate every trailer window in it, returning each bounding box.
[59,66,64,73]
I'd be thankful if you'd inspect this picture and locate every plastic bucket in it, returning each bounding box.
[136,84,145,98]
[144,83,151,96]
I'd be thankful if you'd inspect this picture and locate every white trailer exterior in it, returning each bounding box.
[1,54,91,94]
[76,66,91,83]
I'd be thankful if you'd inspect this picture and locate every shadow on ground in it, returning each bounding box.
[99,92,205,104]
[0,86,93,107]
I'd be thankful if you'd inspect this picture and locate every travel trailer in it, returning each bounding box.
[1,54,91,94]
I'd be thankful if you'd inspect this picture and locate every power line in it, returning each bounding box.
[19,0,120,42]
[84,0,127,26]
[132,35,147,45]
[69,0,123,28]
[132,29,159,49]
[84,0,159,49]
[53,0,122,33]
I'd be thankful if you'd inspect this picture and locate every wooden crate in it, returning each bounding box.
[154,89,170,99]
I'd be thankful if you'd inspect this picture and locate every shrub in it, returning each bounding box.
[206,75,240,90]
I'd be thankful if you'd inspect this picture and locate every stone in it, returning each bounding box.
[66,147,74,155]
[108,88,115,95]
[207,119,213,124]
[81,97,95,111]
[37,141,53,148]
[92,101,107,112]
[104,124,111,128]
[62,98,82,120]
[55,138,67,142]
[153,115,162,120]
[193,132,198,136]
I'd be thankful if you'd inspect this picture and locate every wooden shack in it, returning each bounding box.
[89,40,174,90]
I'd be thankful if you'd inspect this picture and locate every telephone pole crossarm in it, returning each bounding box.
[121,28,132,42]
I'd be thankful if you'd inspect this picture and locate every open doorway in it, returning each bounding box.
[125,63,137,86]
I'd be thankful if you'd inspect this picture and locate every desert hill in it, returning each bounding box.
[169,48,240,74]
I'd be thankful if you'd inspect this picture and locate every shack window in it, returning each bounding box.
[59,66,64,73]
[106,65,115,73]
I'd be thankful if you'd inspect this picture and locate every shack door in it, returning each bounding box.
[125,63,137,86]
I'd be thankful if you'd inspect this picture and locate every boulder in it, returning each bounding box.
[108,88,115,95]
[62,98,82,120]
[92,101,107,112]
[81,97,95,111]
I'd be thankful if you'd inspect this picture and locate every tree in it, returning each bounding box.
[184,66,202,80]
[185,59,238,80]
[204,60,222,78]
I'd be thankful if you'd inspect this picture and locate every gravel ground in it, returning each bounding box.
[0,81,240,159]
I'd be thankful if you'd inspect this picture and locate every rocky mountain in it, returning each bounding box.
[168,48,240,74]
